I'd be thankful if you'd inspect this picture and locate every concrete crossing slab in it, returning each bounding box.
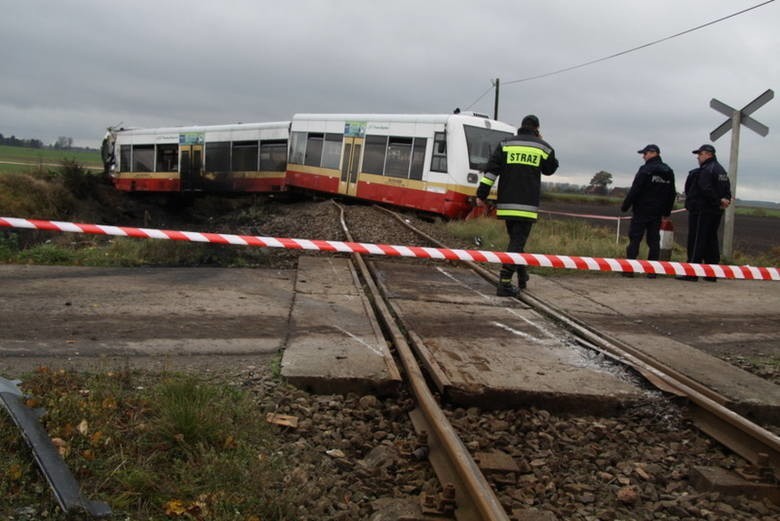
[374,261,647,414]
[529,274,780,424]
[281,256,401,395]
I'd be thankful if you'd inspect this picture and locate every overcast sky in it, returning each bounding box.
[2,1,778,202]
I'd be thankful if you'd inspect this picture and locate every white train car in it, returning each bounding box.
[285,112,515,218]
[105,121,290,193]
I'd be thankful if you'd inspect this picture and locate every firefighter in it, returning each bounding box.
[476,114,559,296]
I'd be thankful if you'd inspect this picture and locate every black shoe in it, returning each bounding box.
[676,275,698,282]
[496,284,518,297]
[646,273,657,279]
[703,277,717,282]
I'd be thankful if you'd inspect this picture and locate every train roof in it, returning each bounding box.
[292,113,504,125]
[111,121,290,135]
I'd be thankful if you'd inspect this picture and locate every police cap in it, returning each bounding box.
[692,144,716,154]
[637,144,660,154]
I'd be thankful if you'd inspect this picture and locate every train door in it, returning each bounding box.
[339,120,367,196]
[339,136,363,196]
[179,132,205,191]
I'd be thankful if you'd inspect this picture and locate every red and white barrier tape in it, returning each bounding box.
[1,217,777,281]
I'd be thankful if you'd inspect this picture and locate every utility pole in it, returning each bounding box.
[709,89,773,259]
[492,78,500,120]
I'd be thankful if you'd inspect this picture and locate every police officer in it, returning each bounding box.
[476,114,559,296]
[620,144,676,276]
[678,144,732,282]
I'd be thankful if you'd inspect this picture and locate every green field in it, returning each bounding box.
[0,144,102,171]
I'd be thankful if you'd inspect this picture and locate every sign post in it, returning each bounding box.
[709,89,773,259]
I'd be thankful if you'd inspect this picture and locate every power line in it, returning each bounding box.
[463,0,774,109]
[463,84,495,111]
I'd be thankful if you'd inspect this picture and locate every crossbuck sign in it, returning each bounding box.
[709,88,773,259]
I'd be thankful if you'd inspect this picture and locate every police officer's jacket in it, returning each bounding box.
[476,128,558,220]
[620,156,676,216]
[684,157,732,214]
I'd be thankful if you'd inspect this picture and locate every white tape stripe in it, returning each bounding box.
[421,247,445,259]
[584,257,601,271]
[626,259,644,273]
[522,253,542,267]
[363,244,387,255]
[54,222,83,233]
[95,225,128,236]
[294,239,319,250]
[605,258,623,272]
[180,231,207,242]
[391,245,414,257]
[223,234,249,245]
[326,241,354,253]
[3,218,34,228]
[141,229,171,239]
[453,249,476,261]
[561,256,577,269]
[646,260,663,274]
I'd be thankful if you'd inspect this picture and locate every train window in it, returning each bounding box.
[385,137,413,178]
[205,142,230,172]
[431,132,447,172]
[289,132,306,164]
[119,145,131,172]
[321,133,343,170]
[464,125,513,170]
[260,140,287,171]
[304,133,324,167]
[156,144,178,172]
[363,135,388,175]
[132,145,154,172]
[232,141,259,171]
[410,137,427,180]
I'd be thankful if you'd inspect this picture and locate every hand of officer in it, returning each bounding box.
[475,198,486,207]
[720,198,731,209]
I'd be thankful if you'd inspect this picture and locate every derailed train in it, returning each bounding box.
[102,112,516,218]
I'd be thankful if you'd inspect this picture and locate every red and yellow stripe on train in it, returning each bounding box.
[104,113,515,219]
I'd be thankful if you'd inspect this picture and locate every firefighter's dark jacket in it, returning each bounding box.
[620,156,676,216]
[684,156,732,214]
[476,128,558,220]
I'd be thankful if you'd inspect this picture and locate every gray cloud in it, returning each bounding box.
[2,0,778,201]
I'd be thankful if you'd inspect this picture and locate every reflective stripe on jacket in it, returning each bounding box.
[477,129,558,220]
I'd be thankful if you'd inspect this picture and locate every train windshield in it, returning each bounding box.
[464,125,514,170]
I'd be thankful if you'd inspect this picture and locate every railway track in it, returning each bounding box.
[334,202,780,520]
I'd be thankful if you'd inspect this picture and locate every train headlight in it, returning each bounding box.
[467,173,479,183]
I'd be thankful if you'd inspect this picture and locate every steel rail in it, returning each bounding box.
[377,205,780,478]
[335,202,511,521]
